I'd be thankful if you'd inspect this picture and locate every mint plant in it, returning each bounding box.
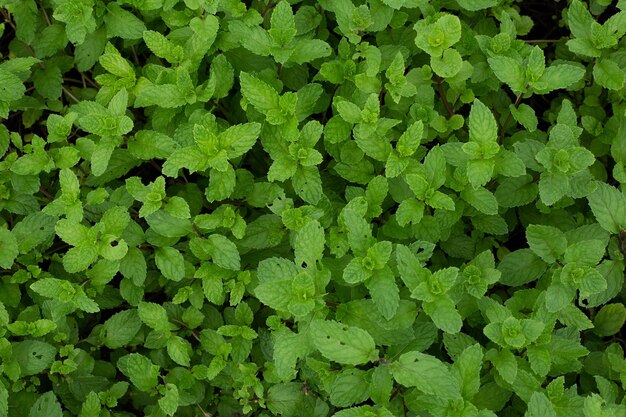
[1,0,626,416]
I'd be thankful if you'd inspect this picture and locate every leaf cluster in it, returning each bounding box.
[1,0,626,416]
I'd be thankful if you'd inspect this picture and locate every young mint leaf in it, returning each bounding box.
[79,392,101,417]
[269,1,297,47]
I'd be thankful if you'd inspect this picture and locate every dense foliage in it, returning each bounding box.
[1,0,626,416]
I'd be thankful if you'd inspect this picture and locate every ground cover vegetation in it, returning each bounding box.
[1,0,626,416]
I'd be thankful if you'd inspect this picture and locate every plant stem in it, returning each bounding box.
[62,86,80,104]
[434,77,454,118]
[261,0,275,17]
[499,91,525,143]
[36,0,51,26]
[524,38,566,44]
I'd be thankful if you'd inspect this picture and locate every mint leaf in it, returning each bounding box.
[240,72,280,115]
[593,58,625,90]
[391,351,461,400]
[587,183,626,233]
[593,303,626,336]
[29,392,62,417]
[526,225,567,263]
[525,392,556,417]
[0,229,18,269]
[310,320,378,365]
[155,247,186,281]
[117,354,160,392]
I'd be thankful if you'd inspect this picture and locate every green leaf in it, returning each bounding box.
[117,353,160,392]
[366,267,400,320]
[167,336,191,367]
[13,340,56,376]
[568,0,594,39]
[424,297,463,334]
[0,229,18,269]
[270,1,297,47]
[343,258,371,284]
[0,384,7,417]
[79,392,101,417]
[138,301,171,332]
[292,165,323,204]
[207,166,236,202]
[532,64,585,94]
[456,0,497,11]
[155,247,186,281]
[330,369,370,407]
[104,4,146,40]
[593,58,625,90]
[469,99,498,144]
[370,365,394,404]
[391,351,461,400]
[487,56,525,93]
[587,183,626,233]
[467,159,495,189]
[489,348,517,384]
[539,172,569,206]
[135,83,189,108]
[525,392,556,417]
[510,104,538,132]
[461,187,498,215]
[336,100,363,124]
[143,30,184,64]
[430,48,463,78]
[208,235,241,270]
[527,345,551,376]
[159,384,179,416]
[309,319,378,365]
[240,72,280,114]
[294,220,325,268]
[290,39,332,64]
[526,225,567,263]
[102,310,142,348]
[0,68,26,102]
[593,303,626,336]
[498,249,547,286]
[564,240,605,266]
[29,392,62,417]
[454,344,484,399]
[437,15,462,48]
[255,280,292,311]
[221,122,261,158]
[267,383,306,416]
[396,121,424,157]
